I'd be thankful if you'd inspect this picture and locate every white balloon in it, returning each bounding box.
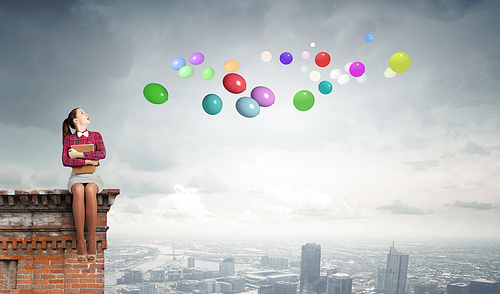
[330,69,342,79]
[384,67,397,78]
[310,71,321,81]
[301,66,308,73]
[337,74,350,85]
[357,74,367,83]
[344,62,353,72]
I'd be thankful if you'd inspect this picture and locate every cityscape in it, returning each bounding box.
[103,235,500,294]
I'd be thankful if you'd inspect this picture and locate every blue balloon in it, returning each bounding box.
[236,97,260,118]
[364,33,373,43]
[202,94,223,115]
[318,81,333,95]
[170,58,186,70]
[279,52,293,65]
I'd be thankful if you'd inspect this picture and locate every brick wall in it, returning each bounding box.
[0,189,119,294]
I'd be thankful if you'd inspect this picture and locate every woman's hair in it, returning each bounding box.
[62,108,79,144]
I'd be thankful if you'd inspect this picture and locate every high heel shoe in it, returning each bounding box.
[77,241,87,262]
[87,241,97,263]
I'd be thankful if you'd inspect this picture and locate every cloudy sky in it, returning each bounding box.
[0,0,499,240]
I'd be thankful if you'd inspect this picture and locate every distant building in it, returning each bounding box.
[384,245,409,294]
[140,284,156,294]
[150,269,165,282]
[276,281,298,294]
[375,268,386,290]
[326,273,352,294]
[188,257,196,268]
[259,285,274,294]
[447,282,469,294]
[220,257,236,277]
[118,269,143,284]
[414,281,437,294]
[300,243,321,294]
[469,279,500,294]
[220,281,233,293]
[262,256,271,266]
[224,275,247,292]
[200,279,217,294]
[121,286,140,294]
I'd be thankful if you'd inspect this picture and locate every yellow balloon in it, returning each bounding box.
[389,52,411,73]
[224,59,240,72]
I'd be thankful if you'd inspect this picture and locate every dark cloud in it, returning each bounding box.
[449,200,500,210]
[185,170,228,194]
[0,1,133,131]
[462,141,490,156]
[420,0,483,22]
[122,203,144,214]
[377,199,434,215]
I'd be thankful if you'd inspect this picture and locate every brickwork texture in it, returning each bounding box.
[0,189,119,294]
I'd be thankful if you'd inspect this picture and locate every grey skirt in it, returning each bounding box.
[67,167,104,193]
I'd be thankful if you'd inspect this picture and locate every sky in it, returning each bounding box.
[0,0,499,241]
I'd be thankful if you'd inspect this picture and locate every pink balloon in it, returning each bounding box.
[349,62,365,77]
[189,52,205,65]
[250,86,275,107]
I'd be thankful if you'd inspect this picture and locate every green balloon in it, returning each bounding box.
[179,65,194,78]
[143,83,168,104]
[293,90,315,111]
[202,67,215,80]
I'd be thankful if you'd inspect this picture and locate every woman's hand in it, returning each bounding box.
[68,149,83,159]
[85,160,99,166]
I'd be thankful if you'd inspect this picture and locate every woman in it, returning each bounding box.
[62,108,106,262]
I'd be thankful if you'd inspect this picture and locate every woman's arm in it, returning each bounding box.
[62,136,86,167]
[83,132,106,160]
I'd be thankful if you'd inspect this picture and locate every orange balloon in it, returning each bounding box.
[224,60,240,72]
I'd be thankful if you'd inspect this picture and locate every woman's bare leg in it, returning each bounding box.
[85,183,98,261]
[71,183,86,261]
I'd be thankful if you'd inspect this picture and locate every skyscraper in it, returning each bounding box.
[219,257,236,277]
[384,245,409,294]
[447,282,469,294]
[326,273,352,294]
[300,243,321,294]
[469,279,500,294]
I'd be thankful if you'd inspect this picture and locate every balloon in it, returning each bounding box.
[178,66,194,78]
[224,60,240,72]
[261,51,272,62]
[344,62,353,72]
[143,83,168,104]
[318,81,333,95]
[202,94,223,115]
[365,33,373,43]
[250,86,275,107]
[189,52,205,65]
[222,73,246,94]
[357,74,367,83]
[301,66,308,73]
[384,67,397,78]
[337,74,350,85]
[310,42,316,47]
[236,97,260,118]
[330,69,342,79]
[315,52,331,67]
[279,52,293,65]
[202,67,215,80]
[170,58,186,70]
[293,90,315,111]
[349,62,365,77]
[389,52,411,73]
[310,71,321,82]
[302,51,310,59]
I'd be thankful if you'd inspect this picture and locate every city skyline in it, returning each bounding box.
[0,0,499,239]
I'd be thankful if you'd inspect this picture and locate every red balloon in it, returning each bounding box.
[315,52,331,67]
[222,73,247,94]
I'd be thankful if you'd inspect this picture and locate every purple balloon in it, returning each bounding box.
[349,62,365,77]
[279,52,293,65]
[189,52,205,65]
[250,86,275,107]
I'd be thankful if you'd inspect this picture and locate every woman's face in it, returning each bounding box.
[73,108,90,128]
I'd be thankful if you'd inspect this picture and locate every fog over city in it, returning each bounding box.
[0,0,499,240]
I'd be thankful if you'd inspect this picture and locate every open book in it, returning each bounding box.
[71,144,95,174]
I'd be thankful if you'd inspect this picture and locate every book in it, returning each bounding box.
[71,144,95,174]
